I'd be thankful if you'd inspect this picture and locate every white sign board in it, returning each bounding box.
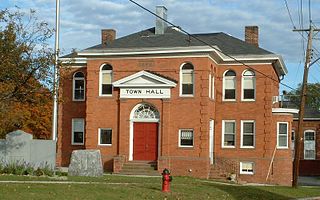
[120,88,170,99]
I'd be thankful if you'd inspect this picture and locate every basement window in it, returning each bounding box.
[179,129,194,147]
[240,162,254,175]
[98,128,112,146]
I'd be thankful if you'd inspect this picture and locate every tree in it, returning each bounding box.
[0,8,54,138]
[284,83,320,110]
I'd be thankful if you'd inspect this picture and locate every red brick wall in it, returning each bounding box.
[292,120,320,175]
[58,56,293,185]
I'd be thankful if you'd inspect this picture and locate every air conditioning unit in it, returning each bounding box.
[272,96,279,104]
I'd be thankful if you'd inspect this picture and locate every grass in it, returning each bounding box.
[0,174,319,200]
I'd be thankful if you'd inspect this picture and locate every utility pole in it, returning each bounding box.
[52,0,60,141]
[292,25,320,187]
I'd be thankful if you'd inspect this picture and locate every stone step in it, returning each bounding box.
[119,161,159,176]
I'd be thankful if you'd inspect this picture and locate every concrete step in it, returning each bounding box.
[119,161,159,176]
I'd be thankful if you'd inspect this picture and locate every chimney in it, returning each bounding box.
[101,29,116,46]
[155,6,167,35]
[245,26,259,47]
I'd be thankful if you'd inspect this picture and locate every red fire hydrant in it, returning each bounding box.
[162,168,172,192]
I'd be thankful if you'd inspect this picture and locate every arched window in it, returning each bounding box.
[100,64,113,95]
[133,103,160,120]
[242,70,255,100]
[223,70,236,100]
[73,72,85,101]
[180,63,194,96]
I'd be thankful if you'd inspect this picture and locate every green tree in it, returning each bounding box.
[284,83,320,110]
[0,8,54,138]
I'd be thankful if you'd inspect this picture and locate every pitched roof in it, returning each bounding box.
[85,27,272,56]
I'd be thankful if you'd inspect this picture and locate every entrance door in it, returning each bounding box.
[304,131,316,160]
[133,122,158,161]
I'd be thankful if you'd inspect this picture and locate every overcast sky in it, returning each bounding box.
[2,0,320,91]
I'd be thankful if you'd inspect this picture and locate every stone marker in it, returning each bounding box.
[68,150,103,177]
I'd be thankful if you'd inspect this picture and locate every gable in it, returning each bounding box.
[113,70,177,88]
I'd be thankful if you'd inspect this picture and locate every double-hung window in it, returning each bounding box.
[223,70,236,100]
[100,64,113,96]
[98,128,112,146]
[72,118,84,145]
[179,129,194,147]
[240,162,254,175]
[222,120,236,147]
[180,63,194,96]
[73,72,85,101]
[241,120,255,148]
[242,70,255,100]
[277,122,288,148]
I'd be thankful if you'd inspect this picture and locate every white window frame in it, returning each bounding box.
[72,72,85,101]
[99,64,113,96]
[277,122,288,149]
[222,120,236,148]
[72,118,84,145]
[209,73,215,100]
[240,162,254,175]
[98,128,112,146]
[240,120,255,148]
[241,70,256,101]
[179,63,195,97]
[304,130,316,160]
[179,129,194,147]
[222,70,236,101]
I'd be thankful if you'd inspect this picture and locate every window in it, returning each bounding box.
[72,118,84,145]
[100,64,113,95]
[222,120,236,147]
[73,72,85,101]
[241,120,255,148]
[304,130,316,160]
[277,122,288,148]
[240,162,254,175]
[242,70,255,100]
[209,73,215,99]
[180,63,194,96]
[179,129,194,147]
[98,128,112,145]
[223,70,236,100]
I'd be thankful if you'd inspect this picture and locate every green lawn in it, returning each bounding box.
[0,175,319,200]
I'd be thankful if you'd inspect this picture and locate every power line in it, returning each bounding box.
[284,0,297,29]
[128,0,297,91]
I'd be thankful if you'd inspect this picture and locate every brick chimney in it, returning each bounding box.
[155,6,167,35]
[101,29,116,46]
[245,26,259,47]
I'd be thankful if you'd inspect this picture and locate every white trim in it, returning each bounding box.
[129,103,160,161]
[209,119,214,164]
[212,73,215,100]
[72,72,85,101]
[222,70,236,101]
[179,63,195,97]
[240,120,255,148]
[293,118,320,121]
[113,70,177,88]
[272,108,299,114]
[240,161,254,175]
[277,122,289,149]
[241,70,256,101]
[71,118,84,145]
[222,120,236,148]
[209,73,212,99]
[98,128,112,146]
[178,129,194,148]
[99,64,113,97]
[304,130,316,160]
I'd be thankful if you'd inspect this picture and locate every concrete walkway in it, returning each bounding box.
[299,176,320,186]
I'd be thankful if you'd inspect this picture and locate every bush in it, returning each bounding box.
[0,160,54,177]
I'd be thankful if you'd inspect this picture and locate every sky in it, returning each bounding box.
[1,0,320,92]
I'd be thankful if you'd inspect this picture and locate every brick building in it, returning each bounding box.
[58,6,298,185]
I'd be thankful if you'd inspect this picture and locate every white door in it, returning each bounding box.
[209,120,214,164]
[304,130,316,160]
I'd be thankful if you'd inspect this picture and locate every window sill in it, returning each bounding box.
[277,146,289,149]
[178,146,194,149]
[222,99,236,102]
[221,146,236,149]
[241,99,255,102]
[240,146,255,149]
[240,172,254,175]
[179,95,195,98]
[71,143,84,146]
[98,144,112,147]
[72,99,85,102]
